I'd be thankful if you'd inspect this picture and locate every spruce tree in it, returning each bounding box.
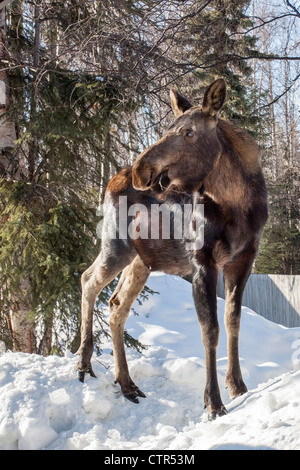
[0,0,148,354]
[176,0,261,134]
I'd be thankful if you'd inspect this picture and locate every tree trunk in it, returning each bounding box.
[9,278,36,353]
[0,7,16,176]
[0,6,36,353]
[28,1,40,181]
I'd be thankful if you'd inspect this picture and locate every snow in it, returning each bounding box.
[0,273,299,450]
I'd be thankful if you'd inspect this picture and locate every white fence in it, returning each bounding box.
[217,273,300,328]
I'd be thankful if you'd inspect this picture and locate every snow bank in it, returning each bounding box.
[0,273,299,450]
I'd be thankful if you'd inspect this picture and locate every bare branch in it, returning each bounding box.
[251,71,300,115]
[285,0,300,17]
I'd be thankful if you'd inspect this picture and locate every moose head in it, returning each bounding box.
[132,78,227,193]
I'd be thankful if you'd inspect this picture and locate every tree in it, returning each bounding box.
[0,6,17,174]
[0,0,147,354]
[0,0,299,355]
[250,0,300,274]
[185,0,261,133]
[0,4,36,353]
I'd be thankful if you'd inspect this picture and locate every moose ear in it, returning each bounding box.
[170,89,193,117]
[202,78,226,117]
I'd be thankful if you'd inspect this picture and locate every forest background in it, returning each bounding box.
[0,0,299,355]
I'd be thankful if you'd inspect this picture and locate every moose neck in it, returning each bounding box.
[203,119,260,212]
[204,152,248,210]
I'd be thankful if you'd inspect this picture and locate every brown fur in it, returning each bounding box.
[218,118,260,173]
[106,167,132,194]
[76,79,268,420]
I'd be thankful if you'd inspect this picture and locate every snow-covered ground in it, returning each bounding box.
[0,273,299,450]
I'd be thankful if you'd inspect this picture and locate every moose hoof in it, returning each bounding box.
[124,389,146,404]
[78,367,97,383]
[207,407,228,421]
[225,377,248,399]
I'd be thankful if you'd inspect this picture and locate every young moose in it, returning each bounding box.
[77,79,268,420]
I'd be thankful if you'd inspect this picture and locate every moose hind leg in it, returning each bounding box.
[77,251,134,382]
[109,256,150,403]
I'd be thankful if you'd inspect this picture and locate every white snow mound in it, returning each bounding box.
[0,273,299,450]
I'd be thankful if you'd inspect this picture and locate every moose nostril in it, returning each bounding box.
[132,161,154,190]
[159,172,170,190]
[146,171,153,187]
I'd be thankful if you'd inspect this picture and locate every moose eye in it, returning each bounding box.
[185,129,194,138]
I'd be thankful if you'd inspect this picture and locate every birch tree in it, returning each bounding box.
[0,3,35,353]
[0,5,16,174]
[250,0,300,274]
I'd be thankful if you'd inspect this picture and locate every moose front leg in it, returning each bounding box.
[223,253,255,398]
[192,260,227,420]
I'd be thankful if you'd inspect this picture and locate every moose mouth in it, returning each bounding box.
[147,170,171,192]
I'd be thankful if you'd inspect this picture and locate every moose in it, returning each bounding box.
[76,79,268,420]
